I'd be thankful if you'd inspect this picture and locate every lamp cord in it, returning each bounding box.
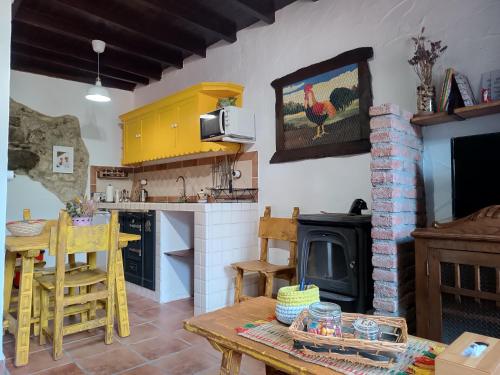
[97,52,100,80]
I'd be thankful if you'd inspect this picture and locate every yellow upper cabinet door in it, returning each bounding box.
[176,96,200,155]
[157,105,179,158]
[123,118,142,164]
[140,112,158,161]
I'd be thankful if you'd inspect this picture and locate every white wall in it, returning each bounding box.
[134,0,500,220]
[0,0,12,362]
[8,71,134,221]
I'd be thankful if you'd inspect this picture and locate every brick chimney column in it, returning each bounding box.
[369,104,425,326]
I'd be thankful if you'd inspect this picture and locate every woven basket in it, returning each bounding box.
[275,285,319,325]
[289,309,408,368]
[6,220,46,237]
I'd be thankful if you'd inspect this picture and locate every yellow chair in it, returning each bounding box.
[231,206,299,303]
[37,210,120,360]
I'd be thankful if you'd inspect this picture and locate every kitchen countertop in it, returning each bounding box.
[97,201,257,212]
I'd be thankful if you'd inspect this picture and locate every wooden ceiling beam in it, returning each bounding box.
[11,42,150,85]
[233,0,276,24]
[12,0,24,17]
[53,0,206,57]
[16,4,184,68]
[11,53,136,91]
[138,0,237,43]
[12,21,163,80]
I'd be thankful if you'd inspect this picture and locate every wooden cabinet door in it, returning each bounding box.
[157,105,178,158]
[427,248,500,343]
[123,118,142,164]
[176,97,200,154]
[140,112,158,161]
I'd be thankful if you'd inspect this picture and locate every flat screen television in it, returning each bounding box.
[452,132,500,218]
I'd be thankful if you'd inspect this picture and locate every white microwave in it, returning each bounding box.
[200,106,255,143]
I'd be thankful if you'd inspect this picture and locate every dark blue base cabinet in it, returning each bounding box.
[119,211,155,291]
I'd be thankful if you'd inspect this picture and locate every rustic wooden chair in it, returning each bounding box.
[36,210,119,360]
[231,206,299,303]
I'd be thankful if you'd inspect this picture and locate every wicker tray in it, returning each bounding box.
[289,309,408,368]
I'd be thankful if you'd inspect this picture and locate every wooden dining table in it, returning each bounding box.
[184,297,343,375]
[4,226,140,367]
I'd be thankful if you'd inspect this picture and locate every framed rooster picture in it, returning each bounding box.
[270,47,373,163]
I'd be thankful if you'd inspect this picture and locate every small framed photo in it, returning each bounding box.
[53,146,74,174]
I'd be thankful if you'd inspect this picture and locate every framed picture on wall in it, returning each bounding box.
[53,145,74,174]
[270,47,373,164]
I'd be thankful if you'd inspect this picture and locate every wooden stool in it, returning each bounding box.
[231,206,299,303]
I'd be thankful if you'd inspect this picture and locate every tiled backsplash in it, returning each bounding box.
[91,151,258,202]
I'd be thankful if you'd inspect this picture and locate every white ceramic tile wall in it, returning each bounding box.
[98,202,259,313]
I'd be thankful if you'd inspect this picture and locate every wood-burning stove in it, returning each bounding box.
[298,213,372,313]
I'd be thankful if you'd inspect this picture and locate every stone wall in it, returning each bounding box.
[369,103,425,328]
[8,99,89,203]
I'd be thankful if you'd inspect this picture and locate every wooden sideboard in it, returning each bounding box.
[412,206,500,343]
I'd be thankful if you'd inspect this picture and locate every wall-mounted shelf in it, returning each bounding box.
[97,167,130,179]
[165,249,194,258]
[411,100,500,127]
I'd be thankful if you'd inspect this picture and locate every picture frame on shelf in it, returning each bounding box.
[270,47,373,164]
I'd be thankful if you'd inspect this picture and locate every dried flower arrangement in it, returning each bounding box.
[408,27,447,87]
[66,196,96,218]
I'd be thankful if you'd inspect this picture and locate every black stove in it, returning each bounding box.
[297,206,373,313]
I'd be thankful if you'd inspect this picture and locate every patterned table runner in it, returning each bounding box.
[238,320,437,374]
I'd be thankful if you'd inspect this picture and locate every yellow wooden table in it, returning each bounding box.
[4,229,140,367]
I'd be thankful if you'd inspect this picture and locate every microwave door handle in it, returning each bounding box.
[219,109,225,134]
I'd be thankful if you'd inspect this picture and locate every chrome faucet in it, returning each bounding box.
[176,175,187,203]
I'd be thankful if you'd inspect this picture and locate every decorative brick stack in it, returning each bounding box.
[369,104,425,327]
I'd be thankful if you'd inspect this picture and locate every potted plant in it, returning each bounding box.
[408,27,447,115]
[66,196,96,226]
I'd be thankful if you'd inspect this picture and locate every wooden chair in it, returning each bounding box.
[231,206,299,303]
[37,210,120,360]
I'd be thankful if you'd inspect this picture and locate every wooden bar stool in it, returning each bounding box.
[231,206,299,303]
[36,210,120,360]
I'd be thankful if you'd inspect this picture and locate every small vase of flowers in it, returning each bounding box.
[66,196,96,226]
[408,27,447,115]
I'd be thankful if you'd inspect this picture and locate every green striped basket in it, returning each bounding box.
[275,285,320,325]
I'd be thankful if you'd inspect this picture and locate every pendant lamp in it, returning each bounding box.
[86,40,111,102]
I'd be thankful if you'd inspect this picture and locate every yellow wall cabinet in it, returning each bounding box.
[120,82,243,165]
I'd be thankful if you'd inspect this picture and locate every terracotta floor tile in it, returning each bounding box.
[6,349,71,375]
[241,355,266,375]
[63,334,123,360]
[152,347,220,375]
[116,323,165,345]
[75,346,145,375]
[3,336,50,360]
[167,298,195,313]
[194,366,222,375]
[36,363,85,375]
[127,311,153,326]
[151,310,193,332]
[120,364,167,375]
[173,329,207,345]
[129,335,190,361]
[127,297,159,313]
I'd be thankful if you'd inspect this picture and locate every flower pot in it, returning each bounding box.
[72,216,93,226]
[416,85,436,115]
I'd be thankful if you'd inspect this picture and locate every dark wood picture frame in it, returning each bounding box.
[270,47,373,164]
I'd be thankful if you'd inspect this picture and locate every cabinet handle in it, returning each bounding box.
[171,123,178,128]
[135,133,141,138]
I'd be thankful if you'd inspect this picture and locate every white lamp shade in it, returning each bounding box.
[85,79,111,102]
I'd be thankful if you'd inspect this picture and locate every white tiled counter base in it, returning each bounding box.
[98,202,259,315]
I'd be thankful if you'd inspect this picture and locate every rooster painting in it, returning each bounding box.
[304,83,357,140]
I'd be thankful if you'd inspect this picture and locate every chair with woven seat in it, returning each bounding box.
[231,206,299,303]
[37,210,120,360]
